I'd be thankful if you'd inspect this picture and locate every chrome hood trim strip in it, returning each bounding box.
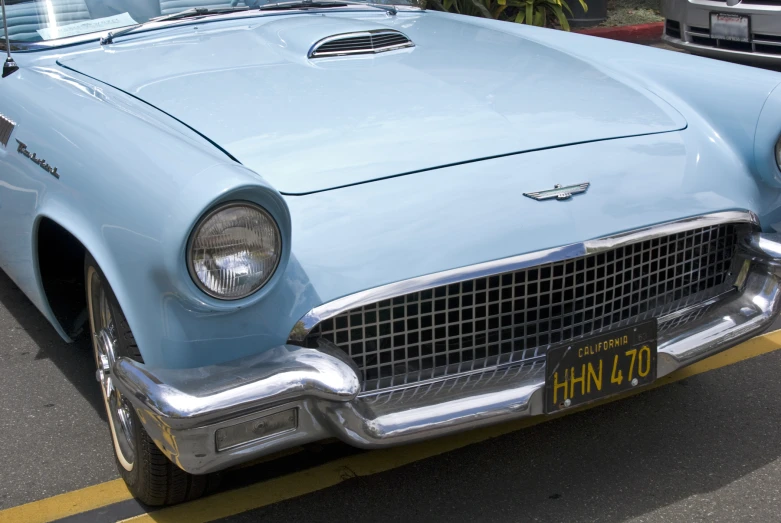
[288,210,760,342]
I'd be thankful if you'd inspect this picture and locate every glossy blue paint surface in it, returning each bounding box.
[1,9,781,369]
[57,12,687,194]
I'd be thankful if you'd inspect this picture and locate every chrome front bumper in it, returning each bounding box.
[114,233,781,475]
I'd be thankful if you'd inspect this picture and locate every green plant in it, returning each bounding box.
[428,0,588,31]
[514,0,588,30]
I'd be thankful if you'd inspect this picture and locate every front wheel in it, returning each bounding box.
[85,254,218,506]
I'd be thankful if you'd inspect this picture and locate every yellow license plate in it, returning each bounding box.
[544,320,657,413]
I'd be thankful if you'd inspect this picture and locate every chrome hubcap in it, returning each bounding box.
[89,269,135,471]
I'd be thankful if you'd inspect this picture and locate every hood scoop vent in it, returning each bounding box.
[309,30,414,58]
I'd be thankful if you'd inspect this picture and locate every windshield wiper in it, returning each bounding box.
[259,0,397,15]
[100,6,250,45]
[100,1,397,45]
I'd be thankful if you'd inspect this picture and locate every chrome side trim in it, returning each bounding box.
[288,211,759,342]
[0,113,15,147]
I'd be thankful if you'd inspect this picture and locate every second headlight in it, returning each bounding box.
[188,202,281,300]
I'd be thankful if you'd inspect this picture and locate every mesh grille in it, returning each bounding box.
[305,223,743,391]
[363,361,547,406]
[311,31,413,57]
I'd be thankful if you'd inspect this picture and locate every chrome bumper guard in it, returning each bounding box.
[113,233,781,475]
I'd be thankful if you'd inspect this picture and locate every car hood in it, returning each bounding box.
[58,11,687,194]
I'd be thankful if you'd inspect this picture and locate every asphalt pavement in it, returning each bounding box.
[0,269,116,509]
[224,349,781,523]
[3,41,781,523]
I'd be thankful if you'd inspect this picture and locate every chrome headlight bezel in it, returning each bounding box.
[186,201,282,301]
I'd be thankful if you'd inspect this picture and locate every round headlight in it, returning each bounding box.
[188,202,281,300]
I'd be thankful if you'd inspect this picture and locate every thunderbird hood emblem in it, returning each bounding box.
[524,182,590,201]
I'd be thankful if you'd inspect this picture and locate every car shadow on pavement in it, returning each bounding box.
[227,351,781,523]
[0,268,105,420]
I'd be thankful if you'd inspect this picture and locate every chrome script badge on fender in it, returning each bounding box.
[16,139,59,179]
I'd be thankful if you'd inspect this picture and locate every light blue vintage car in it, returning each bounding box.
[3,0,781,507]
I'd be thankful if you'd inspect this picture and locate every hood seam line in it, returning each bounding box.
[281,126,688,196]
[56,60,242,165]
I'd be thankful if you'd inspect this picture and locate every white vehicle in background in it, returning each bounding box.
[662,0,781,65]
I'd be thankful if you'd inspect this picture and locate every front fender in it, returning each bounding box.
[442,13,781,192]
[0,60,300,368]
[755,83,781,188]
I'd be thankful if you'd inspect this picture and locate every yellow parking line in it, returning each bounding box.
[120,330,781,523]
[0,479,131,523]
[1,330,780,523]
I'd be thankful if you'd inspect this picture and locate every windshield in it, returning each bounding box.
[0,0,411,43]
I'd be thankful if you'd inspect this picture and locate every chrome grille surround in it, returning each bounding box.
[290,212,758,393]
[309,30,414,58]
[114,220,781,473]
